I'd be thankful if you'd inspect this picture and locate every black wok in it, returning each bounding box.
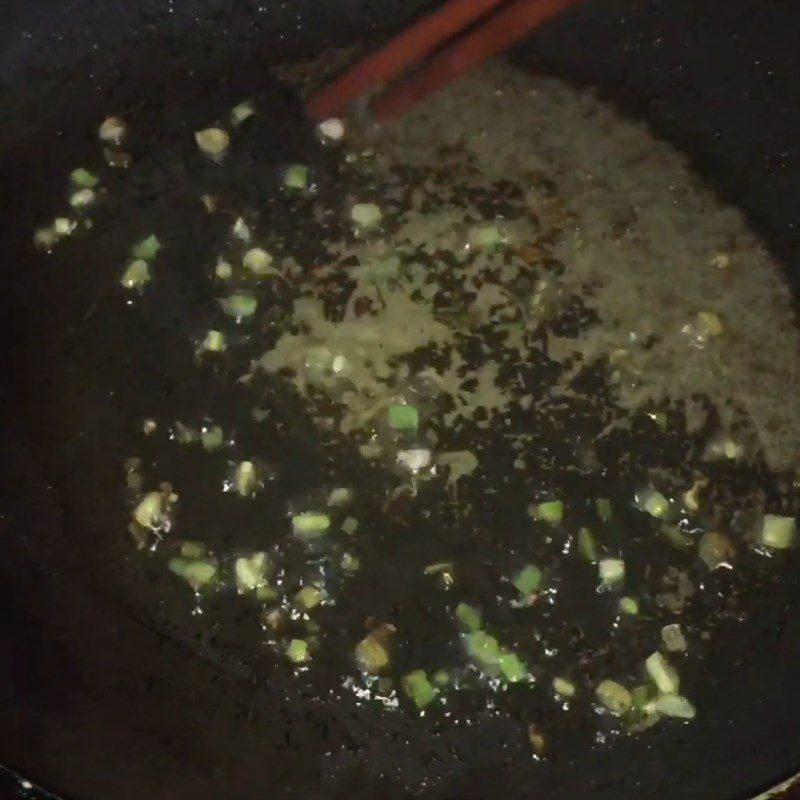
[2,1,800,799]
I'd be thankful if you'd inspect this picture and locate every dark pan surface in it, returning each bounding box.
[2,3,800,800]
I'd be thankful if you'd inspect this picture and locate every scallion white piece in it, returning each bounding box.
[761,514,796,549]
[69,188,96,209]
[234,461,260,497]
[243,247,275,275]
[645,651,680,695]
[201,330,225,353]
[396,448,432,472]
[318,118,345,141]
[230,100,256,126]
[234,552,269,592]
[120,259,150,290]
[661,623,687,652]
[219,292,258,318]
[215,258,233,279]
[195,127,230,158]
[351,203,382,228]
[98,116,126,144]
[599,558,625,587]
[133,491,163,529]
[292,512,331,539]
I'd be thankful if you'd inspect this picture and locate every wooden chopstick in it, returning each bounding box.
[306,0,510,121]
[371,0,582,123]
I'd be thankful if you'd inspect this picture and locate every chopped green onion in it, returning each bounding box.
[70,167,99,188]
[498,652,527,683]
[284,164,309,190]
[698,530,734,569]
[292,512,331,540]
[341,516,359,535]
[295,586,323,610]
[202,330,225,352]
[200,426,224,451]
[464,630,502,670]
[636,488,669,518]
[630,684,651,710]
[661,623,687,652]
[619,596,639,615]
[234,552,269,592]
[133,491,163,529]
[215,257,233,279]
[142,419,157,435]
[351,202,382,228]
[469,224,504,249]
[286,639,310,664]
[195,127,230,158]
[219,292,258,318]
[696,311,724,338]
[131,234,161,261]
[355,634,390,674]
[69,188,96,208]
[531,499,563,524]
[396,448,432,472]
[431,669,450,688]
[327,487,353,507]
[595,497,613,521]
[595,680,632,716]
[98,116,126,144]
[168,557,217,589]
[34,226,59,250]
[256,584,278,603]
[645,651,680,695]
[388,404,419,430]
[318,118,345,141]
[599,558,625,587]
[341,552,361,572]
[54,217,77,236]
[761,514,796,549]
[120,259,150,289]
[653,694,696,719]
[234,461,259,497]
[455,602,482,632]
[180,540,206,559]
[577,527,599,562]
[230,100,256,126]
[513,564,542,595]
[232,217,251,241]
[553,677,576,698]
[401,670,437,709]
[243,247,275,276]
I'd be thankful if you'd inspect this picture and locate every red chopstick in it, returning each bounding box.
[372,0,581,123]
[306,0,509,121]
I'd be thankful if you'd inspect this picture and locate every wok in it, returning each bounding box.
[1,1,800,799]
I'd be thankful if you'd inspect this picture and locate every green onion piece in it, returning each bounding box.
[230,100,256,126]
[469,224,504,249]
[168,557,217,589]
[232,217,251,241]
[498,652,527,683]
[645,651,680,695]
[243,247,276,276]
[455,602,482,632]
[697,530,734,569]
[200,426,224,451]
[531,500,563,524]
[401,670,438,709]
[464,631,502,670]
[637,488,669,518]
[131,234,162,261]
[256,584,278,602]
[513,564,542,595]
[234,552,268,592]
[70,167,99,188]
[98,116,126,144]
[284,164,309,190]
[202,330,225,352]
[318,118,345,141]
[351,202,382,228]
[326,487,353,507]
[292,511,331,540]
[599,558,625,587]
[619,596,639,615]
[69,188,96,208]
[341,516,359,535]
[286,639,310,664]
[234,461,259,497]
[215,258,233,279]
[219,292,258,318]
[388,404,419,430]
[553,677,576,698]
[355,634,390,674]
[761,514,796,549]
[133,491,163,529]
[34,226,59,250]
[595,680,632,716]
[341,552,361,572]
[653,694,696,719]
[180,541,206,559]
[697,311,724,338]
[120,258,151,290]
[195,127,230,157]
[630,684,651,710]
[661,623,687,652]
[295,585,322,610]
[431,669,450,688]
[595,497,613,521]
[54,217,77,236]
[577,527,599,562]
